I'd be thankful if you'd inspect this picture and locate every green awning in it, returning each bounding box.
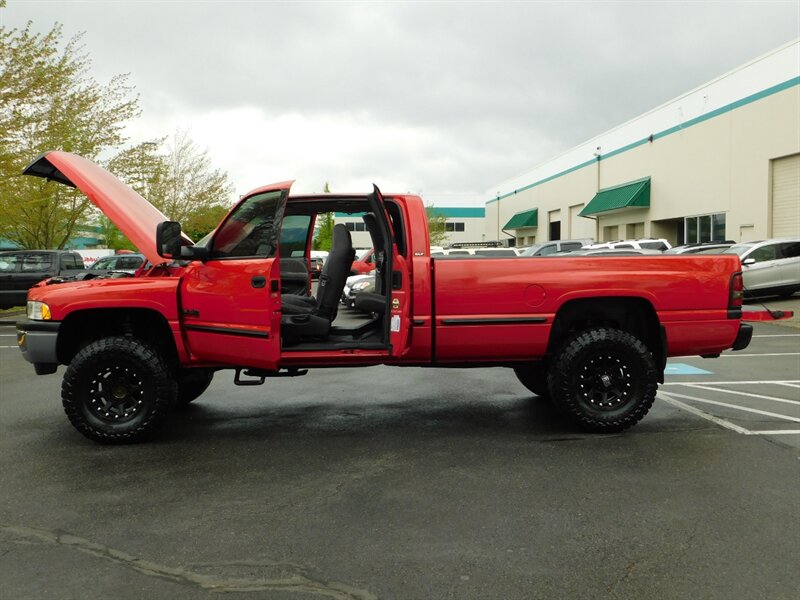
[503,208,538,229]
[580,177,651,217]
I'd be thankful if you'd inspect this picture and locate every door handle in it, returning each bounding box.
[251,276,266,288]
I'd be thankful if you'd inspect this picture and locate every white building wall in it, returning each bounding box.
[486,40,800,245]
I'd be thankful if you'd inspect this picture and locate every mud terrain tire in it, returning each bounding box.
[548,328,657,432]
[62,336,177,444]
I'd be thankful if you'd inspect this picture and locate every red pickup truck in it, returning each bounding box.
[17,151,753,444]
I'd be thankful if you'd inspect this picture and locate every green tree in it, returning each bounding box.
[426,205,448,246]
[313,182,335,251]
[99,216,136,252]
[108,130,234,243]
[183,204,230,241]
[0,22,139,248]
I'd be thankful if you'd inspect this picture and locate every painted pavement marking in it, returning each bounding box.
[664,363,712,375]
[680,384,800,406]
[663,380,800,386]
[719,353,800,357]
[658,392,753,434]
[662,391,800,423]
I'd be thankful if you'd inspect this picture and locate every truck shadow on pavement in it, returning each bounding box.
[161,394,603,444]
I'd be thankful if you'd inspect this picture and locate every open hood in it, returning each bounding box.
[23,151,192,266]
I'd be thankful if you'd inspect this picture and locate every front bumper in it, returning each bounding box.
[731,322,753,351]
[16,318,60,374]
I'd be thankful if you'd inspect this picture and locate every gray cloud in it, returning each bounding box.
[4,1,799,201]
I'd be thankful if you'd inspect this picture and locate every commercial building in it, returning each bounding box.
[335,207,486,249]
[486,40,800,247]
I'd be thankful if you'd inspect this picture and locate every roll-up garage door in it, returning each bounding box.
[772,154,800,237]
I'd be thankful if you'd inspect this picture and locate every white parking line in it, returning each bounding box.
[663,380,800,386]
[776,382,800,389]
[659,392,752,434]
[663,391,800,423]
[748,430,800,435]
[0,334,16,337]
[680,384,800,406]
[752,334,800,337]
[720,353,800,357]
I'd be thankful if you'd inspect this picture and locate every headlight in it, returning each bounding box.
[27,301,51,320]
[352,281,371,291]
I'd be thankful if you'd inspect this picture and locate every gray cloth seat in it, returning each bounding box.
[281,224,355,341]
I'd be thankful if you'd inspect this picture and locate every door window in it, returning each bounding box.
[779,242,800,259]
[211,189,286,259]
[748,244,777,263]
[61,254,78,269]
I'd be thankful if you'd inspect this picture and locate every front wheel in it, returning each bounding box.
[61,336,177,444]
[548,328,657,433]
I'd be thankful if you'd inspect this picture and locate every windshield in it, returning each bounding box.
[722,245,754,257]
[520,244,543,256]
[90,257,114,270]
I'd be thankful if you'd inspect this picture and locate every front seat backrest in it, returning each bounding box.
[315,224,355,320]
[362,213,385,294]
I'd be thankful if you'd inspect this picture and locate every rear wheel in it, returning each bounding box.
[548,328,657,433]
[513,362,550,398]
[62,336,177,444]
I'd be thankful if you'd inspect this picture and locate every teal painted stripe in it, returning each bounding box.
[428,207,485,218]
[336,208,486,218]
[487,77,800,205]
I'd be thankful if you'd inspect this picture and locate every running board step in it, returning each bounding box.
[234,367,308,386]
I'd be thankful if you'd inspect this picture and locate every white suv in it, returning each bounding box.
[722,238,800,298]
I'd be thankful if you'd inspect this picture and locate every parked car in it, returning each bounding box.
[586,238,672,251]
[518,239,594,256]
[664,241,736,254]
[0,250,85,309]
[473,248,520,257]
[350,248,377,275]
[310,256,324,279]
[86,253,145,275]
[721,238,800,298]
[557,248,664,256]
[341,273,375,308]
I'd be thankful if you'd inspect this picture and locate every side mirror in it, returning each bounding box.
[156,221,183,259]
[742,258,756,266]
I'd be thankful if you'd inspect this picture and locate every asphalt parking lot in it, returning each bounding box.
[1,307,798,599]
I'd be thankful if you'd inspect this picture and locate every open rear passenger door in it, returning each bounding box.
[371,186,412,357]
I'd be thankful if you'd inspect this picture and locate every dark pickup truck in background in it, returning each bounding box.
[0,250,85,309]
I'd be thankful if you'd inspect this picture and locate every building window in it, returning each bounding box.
[445,222,465,232]
[684,213,726,243]
[344,222,367,232]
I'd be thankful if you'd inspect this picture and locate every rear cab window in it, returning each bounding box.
[0,254,20,272]
[21,254,53,272]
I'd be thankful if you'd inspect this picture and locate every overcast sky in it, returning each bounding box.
[3,1,799,206]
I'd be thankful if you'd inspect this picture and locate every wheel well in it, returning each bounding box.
[57,309,179,368]
[549,297,665,377]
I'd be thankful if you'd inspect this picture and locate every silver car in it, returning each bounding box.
[722,239,800,298]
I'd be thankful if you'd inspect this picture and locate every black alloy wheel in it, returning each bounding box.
[62,336,177,443]
[548,328,657,432]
